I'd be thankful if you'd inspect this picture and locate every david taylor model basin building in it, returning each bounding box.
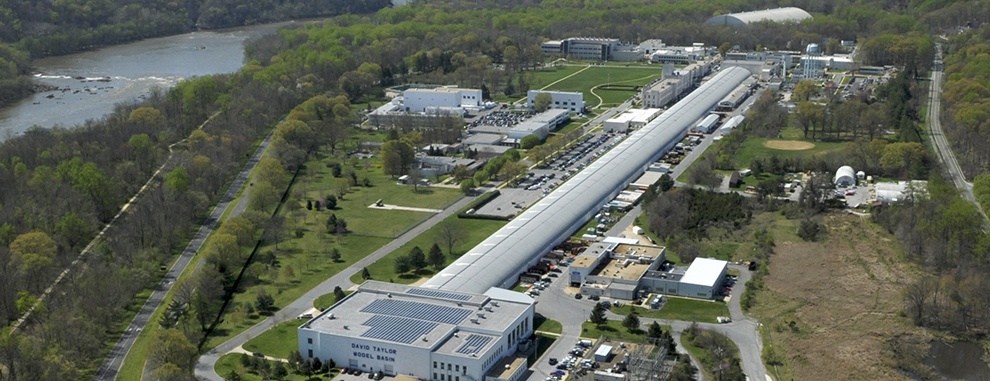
[298,281,534,381]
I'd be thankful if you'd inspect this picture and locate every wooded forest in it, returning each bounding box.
[0,0,987,379]
[940,25,990,177]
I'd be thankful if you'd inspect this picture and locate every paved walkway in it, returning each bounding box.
[367,203,444,213]
[194,191,484,381]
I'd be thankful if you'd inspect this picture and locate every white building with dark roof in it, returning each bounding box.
[299,281,533,381]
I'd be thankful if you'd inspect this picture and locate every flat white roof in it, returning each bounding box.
[631,171,664,187]
[678,258,727,287]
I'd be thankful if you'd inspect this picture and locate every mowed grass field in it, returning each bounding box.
[242,318,308,359]
[543,67,663,108]
[205,131,461,349]
[732,137,846,170]
[349,214,506,284]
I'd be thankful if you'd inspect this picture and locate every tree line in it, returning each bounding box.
[872,174,990,337]
[939,25,990,177]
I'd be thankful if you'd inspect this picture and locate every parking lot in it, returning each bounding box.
[475,132,627,217]
[333,368,387,381]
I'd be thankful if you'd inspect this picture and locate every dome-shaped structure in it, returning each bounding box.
[706,7,812,27]
[834,166,856,187]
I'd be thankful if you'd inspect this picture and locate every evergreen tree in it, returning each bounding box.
[333,286,346,302]
[428,243,445,270]
[394,255,412,273]
[409,246,427,269]
[329,247,342,262]
[361,267,371,280]
[272,361,288,380]
[590,302,607,327]
[622,312,640,331]
[647,321,664,341]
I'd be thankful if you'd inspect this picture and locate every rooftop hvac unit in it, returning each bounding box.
[491,301,499,307]
[470,319,479,324]
[477,313,485,318]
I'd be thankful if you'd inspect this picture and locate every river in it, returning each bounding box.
[0,20,307,141]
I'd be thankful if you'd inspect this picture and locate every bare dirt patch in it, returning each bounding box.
[749,214,926,381]
[763,140,816,150]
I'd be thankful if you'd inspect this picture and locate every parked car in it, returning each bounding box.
[574,294,583,299]
[549,358,559,365]
[252,352,265,358]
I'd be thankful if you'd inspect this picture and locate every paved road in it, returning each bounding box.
[194,190,484,381]
[926,45,987,222]
[526,263,764,381]
[92,128,276,381]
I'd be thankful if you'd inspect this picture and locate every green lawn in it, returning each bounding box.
[314,290,353,311]
[531,65,586,89]
[581,320,648,341]
[243,319,308,359]
[349,215,506,284]
[205,233,391,349]
[534,314,563,334]
[733,137,846,170]
[544,67,663,109]
[610,298,728,324]
[553,119,587,136]
[300,151,461,238]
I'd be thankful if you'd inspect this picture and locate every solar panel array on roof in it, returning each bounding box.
[361,315,439,344]
[406,288,472,301]
[361,299,471,325]
[456,334,493,354]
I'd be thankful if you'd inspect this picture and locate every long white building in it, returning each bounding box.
[300,67,752,379]
[423,67,751,294]
[299,282,533,381]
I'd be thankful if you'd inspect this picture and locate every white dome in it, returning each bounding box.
[834,165,856,186]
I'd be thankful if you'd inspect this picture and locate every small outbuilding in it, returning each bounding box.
[834,166,856,187]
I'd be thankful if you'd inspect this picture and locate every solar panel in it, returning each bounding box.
[361,299,471,325]
[407,288,472,301]
[361,315,438,344]
[456,334,493,354]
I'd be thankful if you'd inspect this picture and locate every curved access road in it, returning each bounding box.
[92,126,275,381]
[194,191,482,381]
